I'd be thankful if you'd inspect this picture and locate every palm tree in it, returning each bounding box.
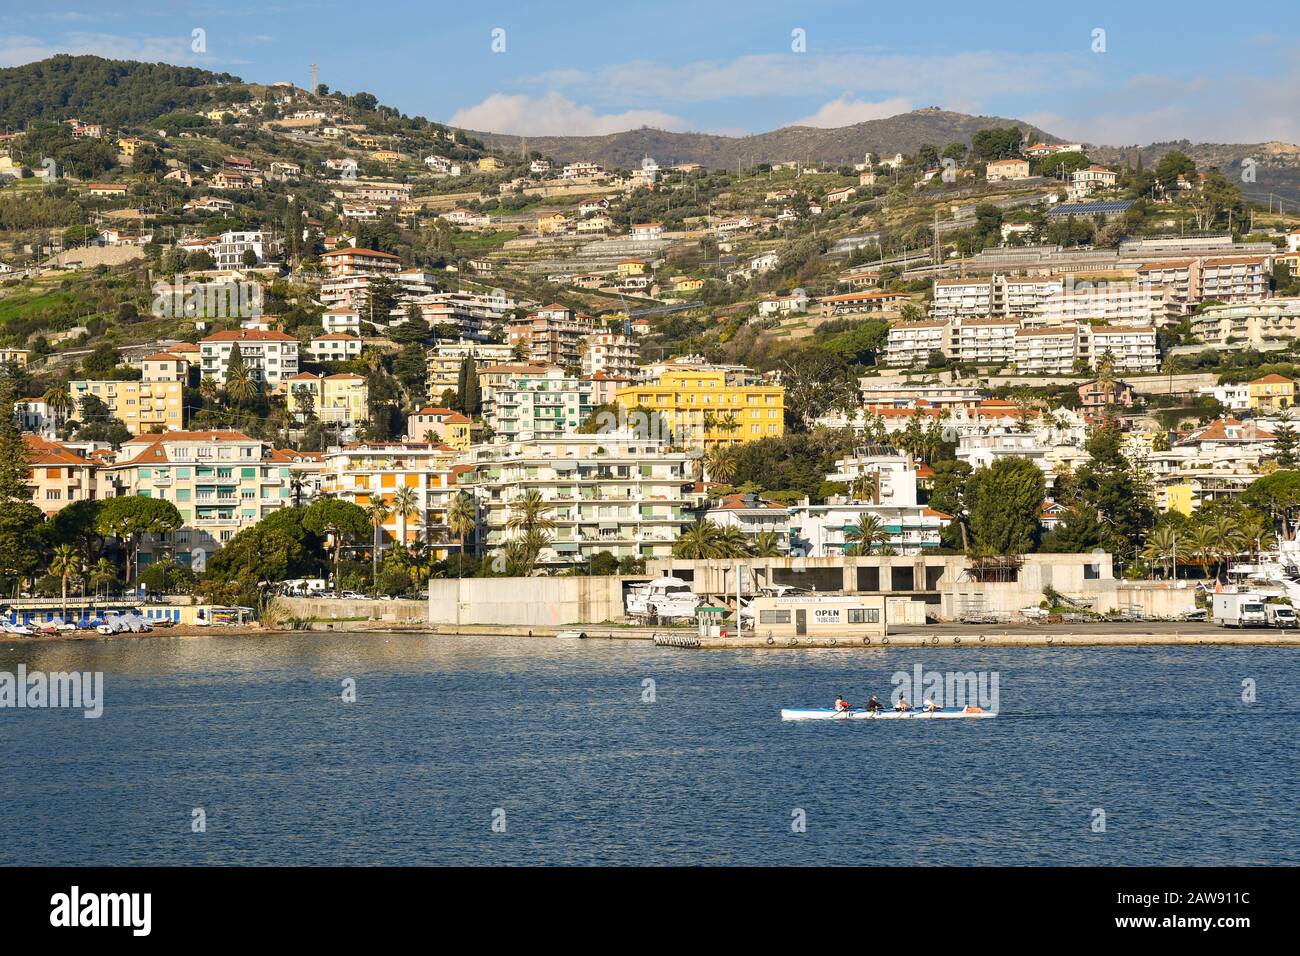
[849,472,877,503]
[1142,524,1180,580]
[1186,521,1219,579]
[843,514,887,556]
[507,490,555,536]
[446,492,477,574]
[1206,513,1246,578]
[714,525,751,558]
[706,448,737,485]
[91,557,117,599]
[199,376,221,405]
[390,486,420,546]
[365,501,390,592]
[673,520,722,559]
[503,492,554,573]
[43,383,72,429]
[751,529,783,557]
[49,544,81,623]
[225,367,258,408]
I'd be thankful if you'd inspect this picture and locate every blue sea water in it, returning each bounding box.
[0,633,1295,866]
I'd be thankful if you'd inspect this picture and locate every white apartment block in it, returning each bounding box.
[212,230,268,269]
[1137,255,1272,313]
[460,433,693,568]
[1014,326,1080,375]
[948,317,1019,366]
[887,319,1157,372]
[1082,325,1159,372]
[932,274,1060,321]
[200,329,300,387]
[581,332,640,379]
[1190,298,1300,349]
[884,320,949,367]
[488,369,598,442]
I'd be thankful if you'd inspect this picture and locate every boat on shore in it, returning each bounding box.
[781,706,995,720]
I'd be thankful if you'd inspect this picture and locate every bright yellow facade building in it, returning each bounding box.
[70,379,184,435]
[614,369,784,451]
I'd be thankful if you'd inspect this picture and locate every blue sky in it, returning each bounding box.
[4,1,1300,144]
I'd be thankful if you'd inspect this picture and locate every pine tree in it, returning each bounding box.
[463,360,481,417]
[1273,422,1298,468]
[0,377,33,503]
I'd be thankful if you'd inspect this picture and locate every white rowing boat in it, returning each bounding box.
[781,706,995,721]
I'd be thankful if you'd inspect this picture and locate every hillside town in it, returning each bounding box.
[4,58,1300,628]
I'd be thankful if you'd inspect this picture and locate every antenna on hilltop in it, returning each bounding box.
[310,63,318,93]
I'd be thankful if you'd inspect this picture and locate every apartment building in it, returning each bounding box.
[507,306,594,367]
[70,352,189,436]
[1137,255,1272,313]
[487,368,597,442]
[319,441,459,555]
[581,331,640,379]
[884,320,949,367]
[318,247,403,279]
[1013,326,1080,375]
[1190,298,1300,348]
[1031,281,1173,328]
[200,329,299,387]
[614,369,785,451]
[283,372,369,426]
[25,435,98,516]
[1247,374,1295,411]
[306,332,363,363]
[459,433,692,568]
[426,340,517,399]
[1083,325,1160,372]
[405,407,473,449]
[101,431,295,571]
[932,274,1062,321]
[212,230,268,269]
[322,307,362,335]
[949,317,1019,366]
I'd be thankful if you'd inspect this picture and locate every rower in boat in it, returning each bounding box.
[923,697,939,713]
[866,694,882,713]
[894,696,911,712]
[834,695,851,713]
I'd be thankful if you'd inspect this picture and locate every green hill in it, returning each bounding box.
[0,54,239,129]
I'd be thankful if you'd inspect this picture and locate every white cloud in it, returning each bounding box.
[792,95,914,128]
[0,32,247,69]
[1023,70,1300,146]
[529,52,1100,108]
[448,92,690,136]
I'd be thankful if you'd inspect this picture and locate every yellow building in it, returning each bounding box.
[672,276,705,293]
[0,348,30,367]
[1164,483,1195,516]
[1248,373,1295,411]
[537,212,569,235]
[406,407,474,449]
[284,372,369,427]
[617,259,647,276]
[615,369,785,451]
[69,378,183,435]
[477,156,504,172]
[371,150,402,163]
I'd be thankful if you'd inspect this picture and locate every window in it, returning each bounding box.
[759,610,791,624]
[848,608,880,624]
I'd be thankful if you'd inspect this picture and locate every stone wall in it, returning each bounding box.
[426,576,628,626]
